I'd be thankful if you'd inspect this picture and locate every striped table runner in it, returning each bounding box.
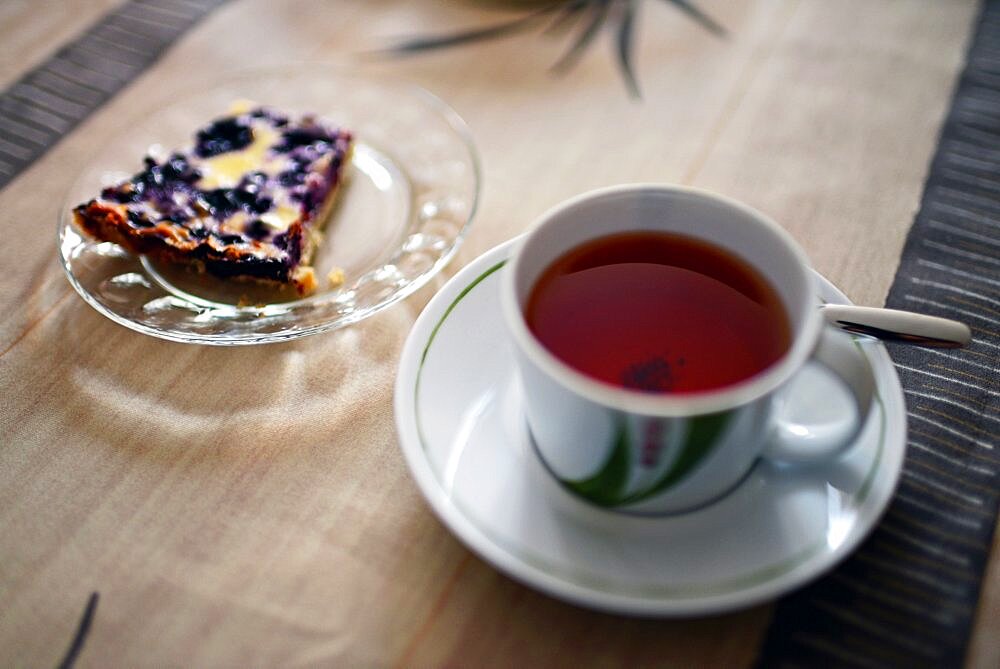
[0,0,229,190]
[758,2,1000,666]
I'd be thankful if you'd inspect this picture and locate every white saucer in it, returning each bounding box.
[394,238,906,616]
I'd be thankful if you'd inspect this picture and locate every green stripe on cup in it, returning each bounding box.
[624,411,732,505]
[561,412,732,508]
[563,419,631,507]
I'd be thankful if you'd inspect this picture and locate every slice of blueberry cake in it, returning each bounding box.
[73,105,353,295]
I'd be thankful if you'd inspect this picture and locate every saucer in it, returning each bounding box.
[394,238,906,616]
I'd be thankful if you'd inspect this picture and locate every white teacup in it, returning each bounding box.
[501,184,876,514]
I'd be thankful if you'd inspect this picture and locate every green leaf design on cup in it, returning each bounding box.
[563,418,630,507]
[622,411,732,505]
[562,412,732,508]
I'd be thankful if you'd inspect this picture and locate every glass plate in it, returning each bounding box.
[58,65,479,345]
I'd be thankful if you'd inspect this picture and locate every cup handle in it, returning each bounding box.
[764,327,877,463]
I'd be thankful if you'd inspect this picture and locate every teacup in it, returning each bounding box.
[500,184,876,514]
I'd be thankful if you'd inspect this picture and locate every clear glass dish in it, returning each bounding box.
[58,65,479,345]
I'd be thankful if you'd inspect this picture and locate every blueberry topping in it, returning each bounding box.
[240,171,268,189]
[275,127,333,153]
[250,107,289,127]
[161,153,200,183]
[102,185,138,204]
[162,211,189,224]
[278,170,305,187]
[217,233,244,245]
[195,117,253,158]
[196,183,274,217]
[284,229,302,263]
[301,177,333,212]
[245,219,270,240]
[87,109,351,279]
[146,165,165,187]
[251,196,273,213]
[233,187,272,214]
[127,210,153,228]
[200,188,239,217]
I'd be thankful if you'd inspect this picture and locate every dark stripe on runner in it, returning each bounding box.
[0,0,230,190]
[758,2,1000,667]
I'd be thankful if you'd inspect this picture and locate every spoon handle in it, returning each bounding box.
[820,305,971,348]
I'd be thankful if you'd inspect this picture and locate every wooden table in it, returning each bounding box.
[1,0,995,666]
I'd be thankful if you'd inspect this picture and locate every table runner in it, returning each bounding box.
[0,0,229,191]
[758,2,1000,666]
[0,1,992,666]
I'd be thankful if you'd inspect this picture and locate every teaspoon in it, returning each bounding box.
[820,305,971,348]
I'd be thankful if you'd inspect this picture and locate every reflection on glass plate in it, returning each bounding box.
[58,65,479,345]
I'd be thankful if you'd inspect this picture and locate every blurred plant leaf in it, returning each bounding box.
[658,0,726,37]
[552,0,611,73]
[384,2,561,53]
[616,0,640,98]
[543,0,589,37]
[382,0,725,97]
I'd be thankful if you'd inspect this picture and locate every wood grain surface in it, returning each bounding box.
[0,1,991,666]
